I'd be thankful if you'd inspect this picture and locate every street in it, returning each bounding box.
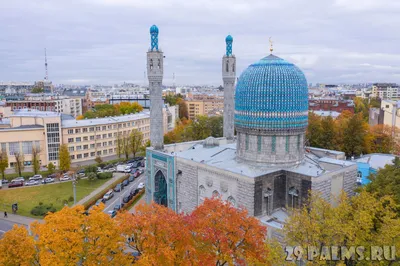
[103,169,146,214]
[0,219,16,237]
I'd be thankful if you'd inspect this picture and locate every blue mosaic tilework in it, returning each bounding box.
[234,54,308,131]
[150,25,159,51]
[225,35,233,56]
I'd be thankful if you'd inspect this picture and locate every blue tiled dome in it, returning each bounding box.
[235,54,308,132]
[150,25,159,34]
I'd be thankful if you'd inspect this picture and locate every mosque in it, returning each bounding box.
[145,25,357,236]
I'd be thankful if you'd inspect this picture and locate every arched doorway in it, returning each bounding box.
[154,170,168,207]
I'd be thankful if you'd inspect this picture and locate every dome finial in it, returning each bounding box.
[269,37,273,54]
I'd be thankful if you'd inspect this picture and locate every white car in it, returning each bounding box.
[42,177,55,184]
[105,168,116,173]
[29,174,42,181]
[12,177,25,182]
[103,190,114,201]
[78,173,85,178]
[137,183,145,190]
[25,180,39,186]
[60,176,70,181]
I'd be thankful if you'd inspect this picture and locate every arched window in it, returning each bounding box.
[149,59,153,70]
[226,61,229,72]
[232,63,235,72]
[199,185,206,203]
[212,190,220,198]
[264,188,272,215]
[357,171,362,184]
[288,187,299,209]
[157,59,161,69]
[227,196,236,206]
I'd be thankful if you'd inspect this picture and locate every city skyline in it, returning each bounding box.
[1,0,399,85]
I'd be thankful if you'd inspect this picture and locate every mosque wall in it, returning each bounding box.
[176,159,198,214]
[236,132,305,166]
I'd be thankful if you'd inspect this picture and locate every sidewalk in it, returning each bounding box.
[74,173,126,206]
[0,213,42,226]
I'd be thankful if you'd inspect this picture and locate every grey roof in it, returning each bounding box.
[165,139,355,178]
[0,124,44,131]
[61,111,150,128]
[62,88,88,97]
[356,153,395,170]
[11,109,61,118]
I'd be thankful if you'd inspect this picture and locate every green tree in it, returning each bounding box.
[122,135,130,160]
[87,172,97,181]
[343,113,369,157]
[32,145,41,175]
[208,116,223,137]
[47,162,55,174]
[191,115,211,140]
[85,165,97,175]
[14,152,24,176]
[0,151,8,180]
[366,157,400,206]
[31,87,44,93]
[130,129,143,158]
[306,112,322,147]
[59,144,71,172]
[116,133,123,159]
[319,116,336,150]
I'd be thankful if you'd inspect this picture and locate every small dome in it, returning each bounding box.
[150,25,159,34]
[235,54,308,132]
[225,35,233,42]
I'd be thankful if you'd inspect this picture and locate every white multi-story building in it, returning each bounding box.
[371,83,399,99]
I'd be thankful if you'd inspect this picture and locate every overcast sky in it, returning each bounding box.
[0,0,399,86]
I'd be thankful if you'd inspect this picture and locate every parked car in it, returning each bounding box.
[95,199,104,206]
[126,163,134,167]
[12,177,25,182]
[105,168,116,173]
[134,156,144,161]
[47,174,57,179]
[78,173,85,178]
[122,195,132,203]
[60,176,70,181]
[29,174,42,181]
[108,210,117,218]
[25,180,40,186]
[116,165,127,172]
[113,203,125,211]
[128,175,134,182]
[124,166,132,173]
[141,161,145,167]
[77,169,85,174]
[122,179,129,187]
[130,188,139,196]
[133,171,141,178]
[114,183,122,192]
[1,179,9,184]
[42,177,55,184]
[103,190,114,201]
[103,164,113,169]
[8,181,24,188]
[137,183,145,190]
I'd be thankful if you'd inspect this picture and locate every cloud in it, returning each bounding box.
[0,0,399,85]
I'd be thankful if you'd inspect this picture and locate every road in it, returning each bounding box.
[0,219,16,237]
[103,169,146,214]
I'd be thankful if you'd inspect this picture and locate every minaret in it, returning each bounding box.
[147,25,164,150]
[222,35,236,140]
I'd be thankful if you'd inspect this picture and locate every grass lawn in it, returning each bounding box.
[0,178,109,218]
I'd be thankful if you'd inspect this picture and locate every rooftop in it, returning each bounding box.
[356,153,395,170]
[163,138,355,178]
[11,109,61,118]
[61,111,150,128]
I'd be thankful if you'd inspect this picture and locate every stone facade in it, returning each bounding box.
[222,55,236,140]
[147,50,164,150]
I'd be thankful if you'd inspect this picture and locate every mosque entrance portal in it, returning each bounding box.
[154,170,168,207]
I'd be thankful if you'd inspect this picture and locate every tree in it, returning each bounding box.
[87,172,97,181]
[116,133,123,159]
[76,115,84,120]
[208,116,223,137]
[122,135,130,160]
[28,205,131,265]
[0,225,38,266]
[59,144,71,172]
[85,165,97,175]
[191,115,212,140]
[115,102,143,115]
[370,124,398,154]
[177,98,189,120]
[343,113,370,157]
[306,112,322,147]
[31,87,44,93]
[117,203,196,265]
[130,129,143,158]
[320,116,336,150]
[47,162,55,174]
[94,156,103,164]
[32,145,41,175]
[366,157,400,205]
[0,151,8,180]
[14,152,24,176]
[188,198,269,265]
[284,191,400,264]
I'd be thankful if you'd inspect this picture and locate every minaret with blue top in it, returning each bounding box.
[147,25,164,150]
[222,35,236,140]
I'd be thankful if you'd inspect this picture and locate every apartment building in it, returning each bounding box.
[0,109,150,169]
[309,98,354,113]
[371,83,399,100]
[6,94,82,117]
[186,99,224,120]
